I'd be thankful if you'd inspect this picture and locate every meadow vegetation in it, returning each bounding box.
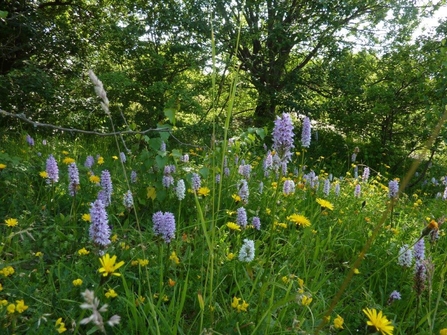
[1,72,447,335]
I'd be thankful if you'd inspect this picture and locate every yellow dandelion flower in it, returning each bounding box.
[5,218,18,227]
[63,157,75,164]
[197,187,210,196]
[316,198,334,210]
[226,222,241,231]
[72,279,83,286]
[105,289,118,298]
[39,171,48,178]
[89,175,100,183]
[363,308,394,335]
[334,315,344,329]
[287,214,311,227]
[98,254,125,277]
[81,214,91,222]
[55,317,67,333]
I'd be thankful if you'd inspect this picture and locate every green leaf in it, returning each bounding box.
[164,108,176,126]
[0,11,8,19]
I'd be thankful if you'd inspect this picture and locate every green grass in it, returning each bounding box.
[1,121,447,335]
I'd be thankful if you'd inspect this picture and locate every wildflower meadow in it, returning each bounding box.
[2,72,447,335]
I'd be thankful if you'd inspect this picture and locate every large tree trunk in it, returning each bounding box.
[253,87,277,127]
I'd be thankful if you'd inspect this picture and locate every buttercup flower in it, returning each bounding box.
[98,254,125,277]
[363,308,394,335]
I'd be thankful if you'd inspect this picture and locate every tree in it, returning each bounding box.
[209,0,441,125]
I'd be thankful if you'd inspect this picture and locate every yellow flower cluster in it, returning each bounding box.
[1,266,14,277]
[78,247,90,256]
[131,259,149,267]
[231,296,249,312]
[72,279,83,286]
[55,317,67,333]
[105,288,118,298]
[4,299,28,314]
[170,251,180,265]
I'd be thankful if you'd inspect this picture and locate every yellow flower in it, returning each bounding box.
[227,253,235,261]
[5,218,18,227]
[72,279,83,286]
[34,251,43,257]
[232,194,242,202]
[231,296,241,309]
[274,222,287,229]
[135,295,145,306]
[0,163,6,169]
[363,308,394,335]
[238,300,249,312]
[316,198,334,210]
[105,289,118,298]
[39,171,48,178]
[226,222,241,231]
[334,315,344,329]
[97,156,104,164]
[198,187,210,196]
[440,329,447,335]
[78,247,90,256]
[7,303,15,314]
[1,266,14,277]
[287,214,311,227]
[0,299,7,306]
[15,300,28,313]
[353,268,360,274]
[98,254,125,277]
[0,283,3,291]
[169,251,180,265]
[168,278,176,287]
[111,234,118,242]
[62,150,69,155]
[281,276,290,284]
[81,214,91,222]
[55,317,67,333]
[138,259,149,267]
[89,175,100,183]
[301,295,313,306]
[112,156,118,160]
[63,157,75,164]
